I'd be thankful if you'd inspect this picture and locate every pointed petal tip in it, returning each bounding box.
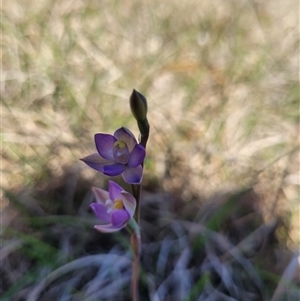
[92,187,110,204]
[108,180,123,200]
[122,166,143,184]
[121,191,136,218]
[94,224,124,233]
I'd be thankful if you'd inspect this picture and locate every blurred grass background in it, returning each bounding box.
[1,0,299,300]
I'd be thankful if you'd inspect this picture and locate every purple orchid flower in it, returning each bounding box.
[81,127,145,184]
[90,181,136,233]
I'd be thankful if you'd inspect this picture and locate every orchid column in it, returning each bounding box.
[80,90,149,301]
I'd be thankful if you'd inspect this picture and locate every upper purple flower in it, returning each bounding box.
[80,127,146,184]
[91,181,136,233]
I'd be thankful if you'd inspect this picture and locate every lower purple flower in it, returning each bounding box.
[90,181,136,233]
[80,127,146,184]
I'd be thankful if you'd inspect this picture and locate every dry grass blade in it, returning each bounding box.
[270,252,300,301]
[0,239,23,261]
[27,254,130,301]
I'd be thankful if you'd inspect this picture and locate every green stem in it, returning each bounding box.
[131,184,141,223]
[130,232,141,301]
[130,184,141,301]
[139,122,150,149]
[130,117,149,301]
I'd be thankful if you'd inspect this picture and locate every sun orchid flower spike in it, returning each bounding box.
[90,181,136,233]
[81,127,145,184]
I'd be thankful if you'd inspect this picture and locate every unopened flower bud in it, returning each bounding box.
[130,89,148,122]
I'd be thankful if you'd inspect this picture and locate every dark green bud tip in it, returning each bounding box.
[130,89,148,122]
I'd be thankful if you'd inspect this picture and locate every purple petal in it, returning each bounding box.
[90,203,110,223]
[121,191,136,218]
[102,163,126,176]
[114,127,137,152]
[128,144,146,168]
[108,181,123,201]
[94,134,116,160]
[80,153,112,172]
[122,165,143,184]
[92,187,110,205]
[113,142,129,164]
[111,209,130,227]
[94,224,125,233]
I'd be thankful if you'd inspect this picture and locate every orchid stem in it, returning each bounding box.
[130,183,141,301]
[130,230,141,301]
[130,135,147,301]
[129,99,149,301]
[132,184,141,223]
